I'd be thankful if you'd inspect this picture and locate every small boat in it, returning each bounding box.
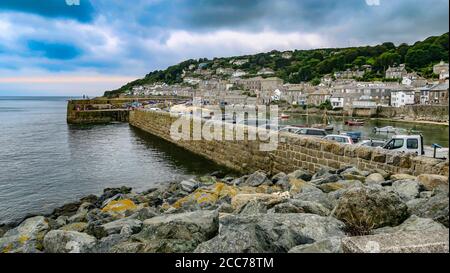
[346,119,365,126]
[373,126,398,134]
[312,124,334,131]
[280,113,290,119]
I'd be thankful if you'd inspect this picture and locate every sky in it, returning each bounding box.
[0,0,448,96]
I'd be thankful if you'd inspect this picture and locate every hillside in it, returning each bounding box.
[104,32,449,97]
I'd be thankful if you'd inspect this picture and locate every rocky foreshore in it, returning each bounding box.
[1,167,448,253]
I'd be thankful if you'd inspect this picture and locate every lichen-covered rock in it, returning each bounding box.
[373,215,447,234]
[172,183,238,210]
[288,178,317,195]
[43,230,96,253]
[60,222,88,232]
[333,186,409,229]
[293,190,335,210]
[194,213,345,253]
[391,180,420,201]
[271,172,287,183]
[0,216,50,253]
[231,192,288,211]
[132,210,219,253]
[417,174,449,191]
[288,237,343,253]
[101,199,138,218]
[407,193,449,227]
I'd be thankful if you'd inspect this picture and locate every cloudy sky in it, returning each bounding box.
[0,0,448,96]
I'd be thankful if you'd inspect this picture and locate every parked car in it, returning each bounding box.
[279,127,327,137]
[357,139,386,148]
[323,134,354,144]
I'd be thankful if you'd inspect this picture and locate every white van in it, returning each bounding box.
[383,135,424,155]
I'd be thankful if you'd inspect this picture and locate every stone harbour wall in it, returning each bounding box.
[129,110,449,176]
[376,105,449,122]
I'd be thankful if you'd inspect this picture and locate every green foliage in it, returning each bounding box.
[105,33,449,98]
[318,100,333,110]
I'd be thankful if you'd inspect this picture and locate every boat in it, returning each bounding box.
[280,113,290,119]
[345,119,365,126]
[373,126,398,134]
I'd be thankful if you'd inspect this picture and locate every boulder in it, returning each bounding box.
[101,199,139,218]
[271,172,287,183]
[43,230,96,253]
[101,218,142,235]
[68,202,93,223]
[129,207,158,221]
[95,186,132,208]
[318,180,363,193]
[198,176,216,185]
[373,215,447,234]
[287,169,312,182]
[238,199,268,215]
[194,213,345,253]
[288,237,343,253]
[180,179,199,193]
[390,174,416,181]
[60,222,88,233]
[132,210,219,253]
[293,190,335,210]
[172,183,238,210]
[231,193,288,211]
[417,174,449,191]
[310,174,340,185]
[365,173,385,185]
[88,233,131,253]
[333,186,409,230]
[391,180,420,201]
[272,200,330,216]
[243,171,271,187]
[407,193,449,227]
[0,216,50,253]
[288,178,317,195]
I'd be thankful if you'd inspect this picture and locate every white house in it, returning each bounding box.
[232,70,247,78]
[330,96,344,109]
[390,90,415,107]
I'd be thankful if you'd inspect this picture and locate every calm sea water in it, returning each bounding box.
[0,97,226,225]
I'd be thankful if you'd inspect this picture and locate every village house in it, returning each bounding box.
[402,72,427,87]
[230,59,249,66]
[307,89,331,106]
[216,68,234,75]
[281,51,293,59]
[260,77,284,92]
[390,88,416,107]
[232,70,247,78]
[425,81,449,105]
[385,64,407,79]
[433,61,449,81]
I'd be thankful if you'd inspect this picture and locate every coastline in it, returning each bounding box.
[1,167,448,253]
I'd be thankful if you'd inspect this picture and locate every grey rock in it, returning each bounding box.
[129,207,158,221]
[0,216,50,253]
[318,180,363,193]
[311,167,334,180]
[407,193,449,227]
[88,233,131,253]
[310,174,340,185]
[293,190,336,210]
[180,179,199,193]
[287,169,312,181]
[244,171,271,187]
[365,173,385,185]
[334,186,409,229]
[43,230,96,253]
[238,199,267,215]
[288,237,343,253]
[391,180,420,201]
[230,175,248,186]
[132,210,219,253]
[373,215,447,234]
[111,242,145,253]
[56,216,69,227]
[194,213,345,253]
[419,191,433,199]
[101,218,142,235]
[271,172,287,183]
[271,200,330,216]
